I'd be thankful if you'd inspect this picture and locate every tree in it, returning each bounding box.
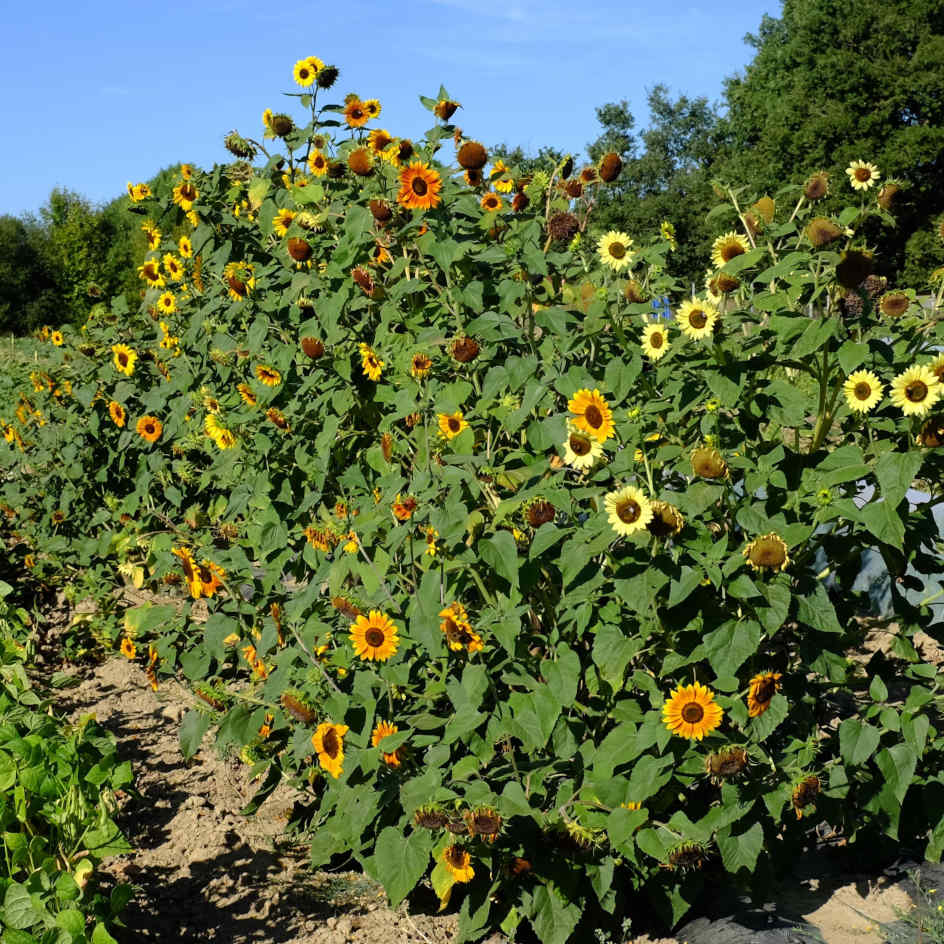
[717,0,944,284]
[0,215,59,334]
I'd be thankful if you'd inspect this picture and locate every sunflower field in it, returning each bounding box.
[2,55,944,943]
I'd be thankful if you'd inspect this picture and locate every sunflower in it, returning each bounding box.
[438,411,468,439]
[172,181,199,211]
[108,401,126,427]
[224,261,255,301]
[442,845,474,883]
[846,160,880,191]
[792,776,821,820]
[677,298,719,340]
[691,446,728,479]
[367,128,393,155]
[928,354,944,386]
[409,352,433,379]
[312,722,349,779]
[363,98,381,118]
[747,671,782,717]
[806,217,843,248]
[803,171,830,201]
[843,370,883,413]
[196,559,225,597]
[358,343,384,381]
[138,259,165,288]
[348,147,373,176]
[567,388,614,443]
[343,99,369,128]
[705,746,749,784]
[743,532,790,572]
[236,382,257,407]
[597,231,635,271]
[293,57,318,86]
[642,323,670,361]
[273,208,296,237]
[371,720,404,767]
[878,292,910,318]
[662,682,724,740]
[605,484,654,537]
[136,415,162,443]
[50,330,64,346]
[157,291,176,315]
[120,637,136,660]
[112,344,137,376]
[647,500,685,538]
[480,192,503,212]
[440,602,483,653]
[711,232,750,268]
[890,365,941,417]
[142,219,161,249]
[397,163,443,211]
[562,422,604,471]
[392,494,417,521]
[917,415,944,448]
[350,610,399,661]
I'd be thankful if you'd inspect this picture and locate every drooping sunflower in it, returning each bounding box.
[662,682,724,740]
[112,344,137,376]
[350,610,400,662]
[371,720,404,767]
[392,494,417,521]
[605,484,654,537]
[711,232,750,268]
[157,291,176,315]
[255,364,281,386]
[237,383,257,407]
[397,162,443,211]
[136,415,162,443]
[597,231,635,271]
[312,722,349,779]
[677,298,719,341]
[747,671,783,717]
[705,746,749,784]
[273,208,296,237]
[646,500,685,538]
[917,414,944,448]
[805,217,843,248]
[792,776,821,820]
[641,323,670,361]
[890,365,941,417]
[843,370,884,413]
[108,401,126,428]
[442,845,474,883]
[172,181,199,211]
[878,291,910,318]
[846,160,880,191]
[803,171,830,201]
[743,532,790,572]
[138,259,165,288]
[343,99,369,128]
[224,261,255,301]
[691,446,728,479]
[480,192,503,212]
[438,411,468,439]
[568,388,614,443]
[562,422,604,471]
[358,343,384,381]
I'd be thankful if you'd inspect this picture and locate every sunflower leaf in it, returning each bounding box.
[839,718,882,767]
[369,826,433,909]
[716,821,764,875]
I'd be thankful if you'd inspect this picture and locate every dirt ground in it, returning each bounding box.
[53,656,930,944]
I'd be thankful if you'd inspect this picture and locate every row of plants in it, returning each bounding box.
[1,56,943,942]
[0,581,133,943]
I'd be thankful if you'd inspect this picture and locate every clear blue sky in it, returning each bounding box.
[1,0,778,218]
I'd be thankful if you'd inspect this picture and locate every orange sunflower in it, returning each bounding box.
[312,722,349,779]
[747,671,782,717]
[136,416,162,443]
[568,388,614,443]
[397,163,443,211]
[350,610,400,661]
[255,364,281,386]
[108,401,126,427]
[343,99,369,128]
[371,720,405,767]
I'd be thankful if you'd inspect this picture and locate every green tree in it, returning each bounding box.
[0,215,59,334]
[718,0,944,284]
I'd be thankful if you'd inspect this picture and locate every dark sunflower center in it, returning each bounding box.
[608,241,626,260]
[584,404,603,428]
[570,435,590,456]
[448,417,460,432]
[322,728,340,757]
[755,679,776,703]
[365,627,386,648]
[118,353,128,365]
[411,176,428,196]
[854,382,872,400]
[722,243,744,261]
[617,499,641,524]
[689,309,707,329]
[854,167,871,181]
[650,332,664,348]
[145,423,154,434]
[445,847,465,867]
[906,381,928,402]
[754,542,785,566]
[681,702,704,724]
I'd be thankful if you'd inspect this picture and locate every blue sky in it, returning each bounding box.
[0,0,777,218]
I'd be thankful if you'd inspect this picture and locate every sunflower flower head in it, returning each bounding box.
[890,365,941,417]
[846,160,880,191]
[358,343,384,381]
[662,682,724,740]
[711,232,751,268]
[642,323,670,361]
[747,671,783,717]
[312,722,349,779]
[567,388,614,443]
[442,845,474,883]
[605,484,654,538]
[597,231,635,271]
[350,610,399,662]
[743,532,790,572]
[677,298,719,341]
[843,370,884,414]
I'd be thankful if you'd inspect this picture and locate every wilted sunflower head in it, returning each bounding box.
[316,65,339,89]
[598,151,622,182]
[877,180,903,210]
[705,746,749,784]
[879,291,910,318]
[836,249,874,289]
[548,212,579,242]
[806,217,843,248]
[691,446,727,479]
[457,140,488,171]
[803,171,829,201]
[414,806,448,830]
[224,131,256,159]
[623,279,646,303]
[792,776,821,819]
[665,842,708,872]
[525,499,556,528]
[270,113,294,137]
[917,414,944,448]
[743,533,790,572]
[451,336,480,363]
[466,807,502,841]
[287,238,312,262]
[646,500,685,538]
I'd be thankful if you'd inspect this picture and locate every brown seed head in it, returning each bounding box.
[270,114,294,137]
[347,147,373,176]
[512,192,529,212]
[457,140,488,170]
[451,336,480,363]
[369,199,392,223]
[598,151,622,182]
[526,500,556,528]
[806,217,842,248]
[287,238,312,261]
[301,336,325,359]
[548,212,579,242]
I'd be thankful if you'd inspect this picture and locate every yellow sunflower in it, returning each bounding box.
[350,610,400,662]
[562,422,604,471]
[928,353,944,386]
[605,484,654,537]
[691,446,728,479]
[843,370,884,413]
[440,602,483,653]
[312,722,349,779]
[224,261,255,301]
[136,415,162,443]
[642,323,670,361]
[480,192,503,212]
[846,160,880,191]
[371,720,404,767]
[108,401,126,428]
[410,352,432,379]
[567,388,614,443]
[162,254,183,280]
[397,163,443,211]
[597,231,635,271]
[343,99,369,128]
[358,343,384,381]
[308,149,329,176]
[677,298,719,340]
[273,208,296,237]
[157,291,176,315]
[255,364,281,386]
[172,181,199,211]
[237,383,257,406]
[363,98,381,118]
[442,845,474,883]
[743,532,790,572]
[293,57,318,86]
[50,330,64,346]
[662,682,724,740]
[367,128,393,155]
[711,232,751,268]
[747,671,782,717]
[890,365,941,417]
[438,411,468,439]
[120,637,136,659]
[138,259,165,288]
[112,344,137,376]
[142,220,161,250]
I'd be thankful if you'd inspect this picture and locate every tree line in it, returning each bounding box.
[2,0,942,335]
